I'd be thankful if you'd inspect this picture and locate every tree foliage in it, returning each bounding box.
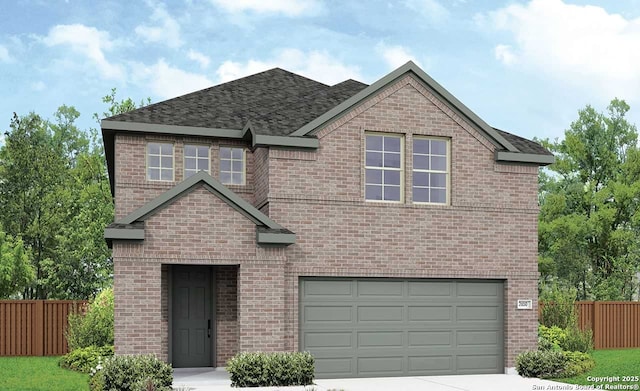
[0,228,34,298]
[539,98,640,300]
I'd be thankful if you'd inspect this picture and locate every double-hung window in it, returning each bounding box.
[147,142,174,181]
[219,147,245,185]
[365,133,403,202]
[184,145,210,178]
[412,137,449,204]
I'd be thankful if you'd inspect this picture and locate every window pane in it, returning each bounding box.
[148,143,160,155]
[431,156,446,171]
[414,155,429,170]
[431,140,447,155]
[184,169,195,178]
[220,159,231,172]
[220,172,231,184]
[148,155,160,168]
[232,173,243,184]
[384,170,400,186]
[160,169,172,181]
[232,160,243,172]
[384,152,401,168]
[161,157,173,168]
[184,145,196,157]
[431,173,446,187]
[413,139,430,154]
[231,148,243,159]
[384,186,400,201]
[413,187,429,202]
[197,146,209,157]
[184,158,195,170]
[366,151,383,167]
[220,147,231,159]
[148,168,160,180]
[365,169,382,184]
[430,189,446,204]
[199,159,209,171]
[160,143,172,155]
[413,172,429,187]
[365,185,382,200]
[366,135,383,151]
[384,137,401,152]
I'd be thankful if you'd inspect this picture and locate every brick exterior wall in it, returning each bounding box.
[111,73,539,370]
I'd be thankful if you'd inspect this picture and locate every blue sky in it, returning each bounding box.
[1,0,640,146]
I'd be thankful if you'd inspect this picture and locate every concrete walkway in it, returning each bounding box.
[173,368,575,391]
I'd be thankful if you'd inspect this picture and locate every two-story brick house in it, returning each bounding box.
[102,61,553,378]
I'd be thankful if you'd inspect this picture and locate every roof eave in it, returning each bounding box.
[495,150,555,166]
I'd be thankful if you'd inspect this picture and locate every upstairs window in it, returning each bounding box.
[184,145,210,178]
[147,142,174,181]
[413,137,449,204]
[219,147,245,185]
[365,133,403,202]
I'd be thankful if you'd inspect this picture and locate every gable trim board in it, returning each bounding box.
[104,171,295,246]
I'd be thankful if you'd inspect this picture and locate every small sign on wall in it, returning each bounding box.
[517,299,533,310]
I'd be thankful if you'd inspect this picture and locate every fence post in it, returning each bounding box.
[593,301,601,349]
[34,301,44,356]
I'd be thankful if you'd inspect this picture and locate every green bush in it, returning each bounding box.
[516,350,566,378]
[89,354,172,391]
[66,288,114,351]
[226,351,314,387]
[562,326,594,353]
[562,351,595,377]
[59,345,114,373]
[539,285,578,329]
[538,325,567,351]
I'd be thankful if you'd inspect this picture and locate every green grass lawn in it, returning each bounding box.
[558,349,640,386]
[0,356,89,391]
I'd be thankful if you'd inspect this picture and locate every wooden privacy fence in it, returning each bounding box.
[0,300,87,356]
[540,301,640,349]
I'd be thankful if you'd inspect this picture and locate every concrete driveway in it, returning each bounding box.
[173,368,573,391]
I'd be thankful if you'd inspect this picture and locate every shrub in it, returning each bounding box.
[516,350,566,378]
[89,354,172,391]
[538,325,566,351]
[226,351,314,387]
[67,288,114,351]
[562,326,594,353]
[539,285,578,329]
[562,351,595,377]
[59,345,114,373]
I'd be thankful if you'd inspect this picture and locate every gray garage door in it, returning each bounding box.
[299,278,504,378]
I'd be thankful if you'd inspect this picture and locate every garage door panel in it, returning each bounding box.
[457,330,499,347]
[358,357,404,375]
[408,305,452,322]
[315,357,354,376]
[408,281,453,297]
[358,280,403,297]
[357,306,403,322]
[303,331,352,348]
[304,305,352,323]
[408,330,453,347]
[456,306,499,321]
[304,280,353,297]
[357,331,403,348]
[408,355,454,373]
[457,354,500,372]
[457,282,500,298]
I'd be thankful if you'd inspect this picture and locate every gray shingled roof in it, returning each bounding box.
[106,67,548,155]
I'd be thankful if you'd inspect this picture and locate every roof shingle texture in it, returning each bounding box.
[106,68,548,155]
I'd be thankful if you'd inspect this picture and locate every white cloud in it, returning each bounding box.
[133,59,212,98]
[43,24,124,80]
[135,3,182,48]
[376,43,422,70]
[494,44,516,66]
[216,49,362,85]
[482,0,640,98]
[211,0,322,16]
[187,49,211,69]
[404,0,450,24]
[0,45,11,62]
[30,81,46,91]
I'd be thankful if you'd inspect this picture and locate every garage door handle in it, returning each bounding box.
[207,319,211,338]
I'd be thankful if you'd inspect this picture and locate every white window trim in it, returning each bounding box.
[184,144,211,178]
[412,136,450,205]
[146,142,175,182]
[364,132,405,203]
[219,146,246,186]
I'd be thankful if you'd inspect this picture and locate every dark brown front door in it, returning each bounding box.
[172,266,213,367]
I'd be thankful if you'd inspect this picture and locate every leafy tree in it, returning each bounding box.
[539,99,640,300]
[0,228,34,298]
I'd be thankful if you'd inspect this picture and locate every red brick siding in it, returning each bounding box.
[216,266,238,366]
